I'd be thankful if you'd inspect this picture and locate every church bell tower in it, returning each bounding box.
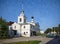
[18,0,26,24]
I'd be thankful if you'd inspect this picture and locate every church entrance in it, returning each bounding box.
[31,31,37,36]
[13,30,17,36]
[33,31,37,36]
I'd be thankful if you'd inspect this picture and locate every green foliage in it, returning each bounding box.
[4,41,41,44]
[44,28,52,34]
[0,17,9,39]
[45,24,60,35]
[37,33,46,37]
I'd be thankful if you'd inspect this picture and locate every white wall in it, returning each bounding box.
[11,22,21,36]
[21,24,30,37]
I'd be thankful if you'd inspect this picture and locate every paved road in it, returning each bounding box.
[46,37,60,44]
[0,36,60,44]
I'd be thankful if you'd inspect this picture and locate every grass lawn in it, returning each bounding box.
[4,40,41,44]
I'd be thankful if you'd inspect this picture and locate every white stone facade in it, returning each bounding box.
[9,10,40,37]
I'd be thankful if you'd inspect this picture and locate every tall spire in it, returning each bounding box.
[22,0,24,12]
[20,0,24,16]
[18,0,26,24]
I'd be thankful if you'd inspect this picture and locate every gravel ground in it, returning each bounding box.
[0,36,59,44]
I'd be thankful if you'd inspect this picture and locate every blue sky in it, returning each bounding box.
[0,0,60,31]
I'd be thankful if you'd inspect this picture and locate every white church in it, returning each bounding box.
[9,8,40,37]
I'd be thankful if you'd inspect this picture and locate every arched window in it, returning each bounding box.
[20,18,22,22]
[14,26,16,29]
[24,26,25,28]
[24,32,25,35]
[26,32,28,33]
[24,19,26,23]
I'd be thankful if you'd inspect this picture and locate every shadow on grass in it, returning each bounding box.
[3,40,41,44]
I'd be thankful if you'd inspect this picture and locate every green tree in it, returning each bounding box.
[53,25,60,35]
[45,24,60,36]
[45,28,52,34]
[58,24,60,32]
[0,17,9,39]
[57,24,60,35]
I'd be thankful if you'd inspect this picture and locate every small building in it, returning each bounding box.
[47,31,57,36]
[40,30,44,34]
[9,10,40,37]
